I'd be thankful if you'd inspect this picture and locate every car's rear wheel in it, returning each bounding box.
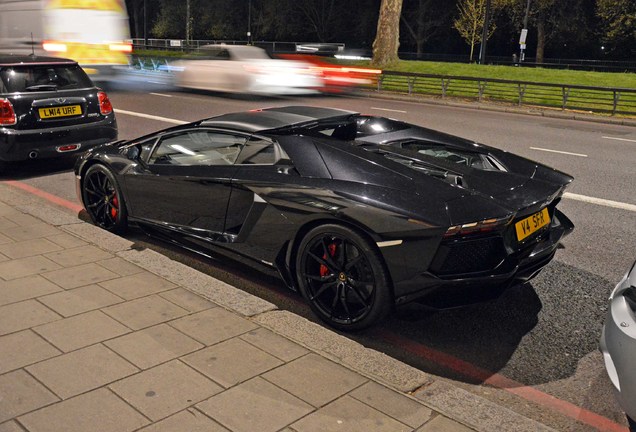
[82,164,127,233]
[296,224,392,331]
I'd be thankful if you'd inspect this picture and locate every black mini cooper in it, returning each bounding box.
[0,54,117,172]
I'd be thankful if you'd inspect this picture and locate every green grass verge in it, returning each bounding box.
[382,60,636,89]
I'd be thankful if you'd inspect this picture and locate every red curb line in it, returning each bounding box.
[377,329,627,432]
[4,180,83,213]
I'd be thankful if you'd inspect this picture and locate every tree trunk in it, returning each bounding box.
[536,15,546,64]
[372,0,404,68]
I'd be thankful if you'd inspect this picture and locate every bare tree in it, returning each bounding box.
[295,0,338,42]
[372,0,404,67]
[401,0,453,57]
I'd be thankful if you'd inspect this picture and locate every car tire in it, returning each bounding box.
[82,164,128,233]
[628,416,636,432]
[296,224,392,331]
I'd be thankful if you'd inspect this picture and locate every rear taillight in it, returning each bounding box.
[443,216,512,239]
[0,98,17,126]
[98,91,113,115]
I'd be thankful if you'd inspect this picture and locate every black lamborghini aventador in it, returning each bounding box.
[75,105,574,330]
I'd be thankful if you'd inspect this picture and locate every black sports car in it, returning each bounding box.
[75,106,574,330]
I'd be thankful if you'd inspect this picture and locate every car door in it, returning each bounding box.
[224,136,298,239]
[124,128,246,240]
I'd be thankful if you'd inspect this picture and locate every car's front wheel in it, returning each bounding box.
[296,224,392,331]
[82,164,128,233]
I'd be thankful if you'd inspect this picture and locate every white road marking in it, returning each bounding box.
[530,147,588,157]
[114,109,188,125]
[602,136,636,143]
[150,93,173,97]
[371,107,407,114]
[564,193,636,212]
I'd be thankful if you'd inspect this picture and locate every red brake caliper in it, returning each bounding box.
[110,195,118,219]
[320,243,337,277]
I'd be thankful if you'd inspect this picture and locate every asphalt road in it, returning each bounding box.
[5,87,636,431]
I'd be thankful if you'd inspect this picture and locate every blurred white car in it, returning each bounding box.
[172,45,322,95]
[600,260,636,429]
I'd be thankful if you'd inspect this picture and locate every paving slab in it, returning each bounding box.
[0,275,63,307]
[97,256,144,276]
[291,395,412,432]
[42,262,120,289]
[105,323,203,370]
[0,300,61,336]
[183,337,283,388]
[46,232,88,249]
[0,223,62,242]
[0,330,61,374]
[0,421,25,432]
[0,370,59,423]
[169,307,258,346]
[239,327,309,362]
[350,381,433,429]
[138,409,230,432]
[196,377,313,432]
[102,294,189,330]
[0,255,61,280]
[37,284,124,317]
[26,344,138,399]
[33,310,130,352]
[110,360,223,421]
[98,271,178,300]
[255,310,432,393]
[262,353,368,408]
[0,238,62,259]
[18,388,149,432]
[159,287,218,312]
[44,244,114,266]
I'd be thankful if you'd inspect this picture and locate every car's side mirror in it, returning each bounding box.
[126,145,141,161]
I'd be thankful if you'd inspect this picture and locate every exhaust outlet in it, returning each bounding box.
[28,151,38,159]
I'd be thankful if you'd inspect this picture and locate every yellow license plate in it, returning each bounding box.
[38,105,82,119]
[515,208,550,241]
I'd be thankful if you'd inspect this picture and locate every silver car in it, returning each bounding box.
[172,45,322,96]
[600,260,636,428]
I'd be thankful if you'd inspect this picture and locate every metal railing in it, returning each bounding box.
[377,71,636,116]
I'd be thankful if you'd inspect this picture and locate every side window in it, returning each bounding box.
[235,138,278,165]
[148,130,246,166]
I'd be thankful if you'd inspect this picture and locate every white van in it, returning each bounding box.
[0,0,131,82]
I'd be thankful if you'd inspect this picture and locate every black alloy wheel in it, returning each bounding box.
[297,224,392,331]
[82,164,128,233]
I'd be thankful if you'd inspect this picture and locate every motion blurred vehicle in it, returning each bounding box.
[172,45,322,96]
[0,54,117,171]
[0,0,132,83]
[277,54,381,93]
[600,260,636,430]
[75,106,573,330]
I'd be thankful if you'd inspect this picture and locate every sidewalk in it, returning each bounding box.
[0,182,555,432]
